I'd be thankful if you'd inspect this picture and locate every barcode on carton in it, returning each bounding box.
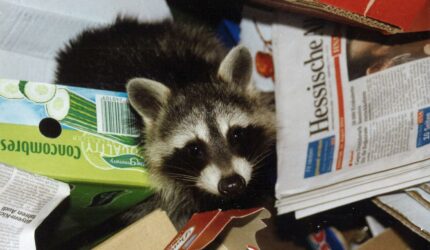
[95,95,140,137]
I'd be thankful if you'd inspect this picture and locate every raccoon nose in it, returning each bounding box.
[218,175,246,196]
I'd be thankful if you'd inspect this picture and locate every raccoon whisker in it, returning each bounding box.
[164,168,197,177]
[167,181,197,188]
[169,176,198,182]
[250,149,273,166]
[250,164,266,174]
[251,162,274,178]
[162,170,199,180]
[251,166,269,176]
[250,167,264,177]
[163,164,200,176]
[257,144,274,157]
[249,143,273,161]
[252,164,266,173]
[166,177,198,186]
[252,152,271,166]
[164,173,199,182]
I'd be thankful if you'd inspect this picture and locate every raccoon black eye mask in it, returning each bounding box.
[55,18,276,228]
[160,125,266,197]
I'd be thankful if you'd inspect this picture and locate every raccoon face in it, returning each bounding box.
[127,46,276,200]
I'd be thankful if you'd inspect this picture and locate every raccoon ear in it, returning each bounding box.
[218,45,253,88]
[126,78,170,126]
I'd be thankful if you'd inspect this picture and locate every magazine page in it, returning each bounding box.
[274,13,430,196]
[0,162,70,250]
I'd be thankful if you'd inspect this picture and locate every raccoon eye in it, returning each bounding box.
[229,127,246,145]
[185,142,204,158]
[228,125,265,158]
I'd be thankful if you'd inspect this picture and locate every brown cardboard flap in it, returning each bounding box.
[220,208,271,249]
[94,209,177,250]
[357,229,411,250]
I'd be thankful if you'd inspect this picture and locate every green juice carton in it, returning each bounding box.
[0,79,154,247]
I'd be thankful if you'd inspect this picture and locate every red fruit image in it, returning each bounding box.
[255,51,274,79]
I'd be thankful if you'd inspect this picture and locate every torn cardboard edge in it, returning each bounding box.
[357,228,411,250]
[250,0,429,34]
[165,207,269,250]
[372,198,430,241]
[406,190,430,210]
[94,208,271,250]
[93,206,421,250]
[421,183,430,193]
[93,210,177,250]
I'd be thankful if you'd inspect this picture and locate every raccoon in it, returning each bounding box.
[55,18,277,228]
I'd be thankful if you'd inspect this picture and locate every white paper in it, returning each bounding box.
[240,6,275,91]
[0,0,172,83]
[0,162,70,250]
[365,216,385,236]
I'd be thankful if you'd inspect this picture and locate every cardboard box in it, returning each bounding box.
[95,209,271,250]
[95,207,310,250]
[95,207,416,250]
[251,0,430,34]
[0,79,153,247]
[94,210,178,250]
[357,229,411,250]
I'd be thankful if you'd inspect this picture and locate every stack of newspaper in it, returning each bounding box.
[272,13,430,218]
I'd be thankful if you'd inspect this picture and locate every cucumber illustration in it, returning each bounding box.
[46,88,70,120]
[46,88,138,146]
[19,81,56,103]
[0,79,25,99]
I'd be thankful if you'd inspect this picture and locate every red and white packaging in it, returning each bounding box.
[165,208,267,250]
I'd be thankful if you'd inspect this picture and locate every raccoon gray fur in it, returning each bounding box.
[55,17,277,228]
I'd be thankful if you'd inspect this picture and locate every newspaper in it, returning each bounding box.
[0,0,171,83]
[0,162,70,250]
[273,13,430,217]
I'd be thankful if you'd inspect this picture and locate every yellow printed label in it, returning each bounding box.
[0,123,150,187]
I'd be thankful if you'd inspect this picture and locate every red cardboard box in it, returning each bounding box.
[251,0,430,33]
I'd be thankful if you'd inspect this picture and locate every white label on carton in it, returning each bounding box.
[170,226,195,250]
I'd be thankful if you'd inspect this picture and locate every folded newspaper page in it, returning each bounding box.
[373,183,430,241]
[240,6,275,92]
[0,162,70,250]
[273,13,430,217]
